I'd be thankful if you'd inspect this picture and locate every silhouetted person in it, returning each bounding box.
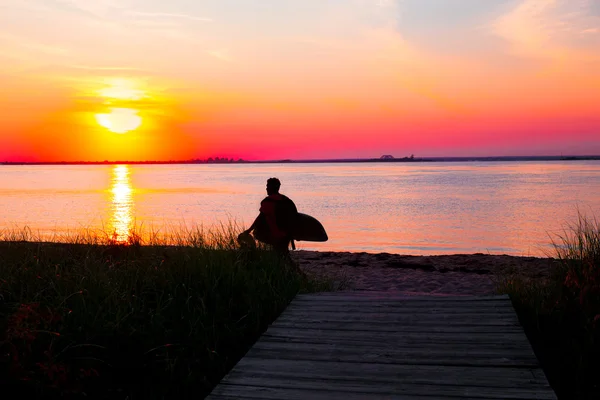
[242,178,299,268]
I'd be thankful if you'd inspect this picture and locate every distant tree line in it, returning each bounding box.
[0,158,247,165]
[379,154,415,161]
[203,157,245,163]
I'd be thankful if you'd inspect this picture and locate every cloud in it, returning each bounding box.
[1,0,50,12]
[55,0,124,18]
[125,11,212,23]
[376,0,396,8]
[0,32,70,63]
[71,65,136,71]
[490,0,600,59]
[492,0,564,54]
[581,28,599,34]
[20,63,145,74]
[208,49,232,62]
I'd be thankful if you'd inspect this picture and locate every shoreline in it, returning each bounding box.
[293,250,556,296]
[0,241,556,296]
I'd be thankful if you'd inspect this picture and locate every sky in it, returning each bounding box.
[0,0,599,161]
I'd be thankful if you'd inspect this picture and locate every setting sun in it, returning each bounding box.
[95,108,142,134]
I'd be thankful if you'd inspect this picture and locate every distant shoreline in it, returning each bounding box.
[1,155,599,165]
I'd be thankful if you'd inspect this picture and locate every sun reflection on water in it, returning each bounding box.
[110,165,134,243]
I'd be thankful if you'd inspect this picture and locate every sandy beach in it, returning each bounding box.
[293,251,557,296]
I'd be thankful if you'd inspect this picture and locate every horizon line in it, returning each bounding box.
[2,154,600,165]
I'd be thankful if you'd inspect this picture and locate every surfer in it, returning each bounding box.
[241,178,299,267]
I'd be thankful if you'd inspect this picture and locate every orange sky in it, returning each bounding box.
[1,0,599,161]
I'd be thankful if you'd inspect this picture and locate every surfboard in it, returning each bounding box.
[293,213,328,242]
[253,212,328,244]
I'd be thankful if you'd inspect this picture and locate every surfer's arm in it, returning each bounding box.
[245,214,261,233]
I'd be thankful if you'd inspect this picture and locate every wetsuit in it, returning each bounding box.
[259,194,298,253]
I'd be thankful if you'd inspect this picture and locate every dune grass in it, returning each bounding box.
[0,224,335,399]
[495,212,600,399]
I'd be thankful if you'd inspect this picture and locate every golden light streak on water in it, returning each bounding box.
[109,165,133,243]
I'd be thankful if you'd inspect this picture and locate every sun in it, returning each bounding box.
[91,78,150,133]
[95,108,142,134]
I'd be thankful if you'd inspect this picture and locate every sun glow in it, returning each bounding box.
[95,108,142,134]
[92,78,147,134]
[98,78,146,101]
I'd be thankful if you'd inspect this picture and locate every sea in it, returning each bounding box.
[1,161,599,256]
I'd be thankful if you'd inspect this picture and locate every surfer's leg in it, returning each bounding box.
[273,239,300,273]
[273,240,290,261]
[285,246,306,277]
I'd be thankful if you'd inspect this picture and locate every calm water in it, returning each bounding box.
[1,162,599,256]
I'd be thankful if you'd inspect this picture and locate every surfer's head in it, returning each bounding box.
[266,177,281,195]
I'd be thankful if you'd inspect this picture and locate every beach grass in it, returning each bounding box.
[496,212,600,399]
[0,224,335,399]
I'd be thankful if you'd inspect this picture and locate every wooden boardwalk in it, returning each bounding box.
[207,292,557,399]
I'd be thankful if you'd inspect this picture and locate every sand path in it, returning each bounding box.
[294,251,556,296]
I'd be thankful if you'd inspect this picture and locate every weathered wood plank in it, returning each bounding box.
[296,292,509,298]
[274,312,520,326]
[246,342,540,367]
[532,369,552,383]
[270,321,525,333]
[259,335,534,351]
[262,327,531,345]
[280,309,519,319]
[294,293,510,302]
[291,295,512,307]
[284,304,517,314]
[208,385,494,400]
[288,302,516,312]
[215,378,555,400]
[231,358,549,388]
[251,341,537,359]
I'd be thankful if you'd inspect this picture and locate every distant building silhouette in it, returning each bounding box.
[380,155,395,160]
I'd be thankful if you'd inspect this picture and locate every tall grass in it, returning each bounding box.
[496,211,600,399]
[0,224,334,399]
[0,219,253,249]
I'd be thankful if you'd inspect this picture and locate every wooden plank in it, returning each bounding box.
[284,304,517,314]
[246,342,540,367]
[288,303,514,310]
[262,327,532,345]
[294,293,510,302]
[532,369,552,383]
[277,310,520,321]
[274,312,520,326]
[270,321,525,333]
[215,377,555,400]
[279,309,519,319]
[290,297,513,306]
[296,292,509,298]
[231,358,549,388]
[251,341,537,359]
[281,308,518,317]
[207,384,494,400]
[289,301,515,311]
[259,335,534,351]
[293,293,510,300]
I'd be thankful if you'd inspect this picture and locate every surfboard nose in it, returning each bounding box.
[293,213,328,242]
